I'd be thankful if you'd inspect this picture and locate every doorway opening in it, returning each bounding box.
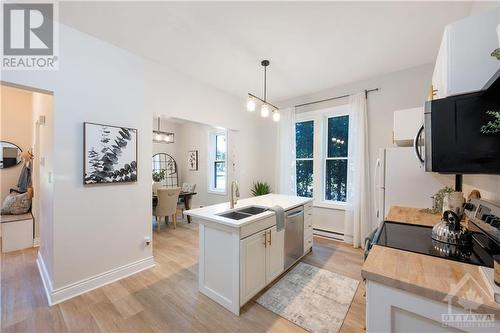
[0,82,53,255]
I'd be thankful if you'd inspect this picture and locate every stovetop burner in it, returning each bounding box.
[374,221,493,267]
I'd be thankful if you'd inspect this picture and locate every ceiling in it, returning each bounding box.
[59,1,473,102]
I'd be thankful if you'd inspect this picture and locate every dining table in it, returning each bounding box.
[152,191,197,223]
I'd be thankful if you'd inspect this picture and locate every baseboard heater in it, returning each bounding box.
[313,228,344,241]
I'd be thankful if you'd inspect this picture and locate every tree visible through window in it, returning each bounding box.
[325,115,349,201]
[295,121,314,197]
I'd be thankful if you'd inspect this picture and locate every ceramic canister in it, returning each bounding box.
[442,192,465,218]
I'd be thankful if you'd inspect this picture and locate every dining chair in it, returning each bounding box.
[177,183,197,219]
[181,183,196,193]
[154,187,181,231]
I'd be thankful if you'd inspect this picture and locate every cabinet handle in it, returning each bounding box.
[268,230,272,246]
[263,232,267,248]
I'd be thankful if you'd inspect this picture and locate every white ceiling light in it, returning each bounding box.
[153,117,175,144]
[272,110,280,122]
[261,104,270,118]
[246,96,256,112]
[247,60,279,121]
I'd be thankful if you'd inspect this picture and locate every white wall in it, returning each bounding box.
[176,121,230,208]
[1,24,271,298]
[469,1,500,15]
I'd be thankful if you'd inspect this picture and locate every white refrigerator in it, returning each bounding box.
[374,147,448,224]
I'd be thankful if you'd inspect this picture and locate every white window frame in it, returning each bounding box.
[296,104,350,210]
[295,119,315,198]
[208,129,227,195]
[322,111,349,206]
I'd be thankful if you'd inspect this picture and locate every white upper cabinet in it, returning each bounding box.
[393,107,423,147]
[432,7,500,99]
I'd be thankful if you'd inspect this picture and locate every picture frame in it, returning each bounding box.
[188,150,198,171]
[83,122,138,185]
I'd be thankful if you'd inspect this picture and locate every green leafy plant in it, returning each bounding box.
[251,181,271,196]
[152,169,165,182]
[480,110,500,134]
[421,186,454,214]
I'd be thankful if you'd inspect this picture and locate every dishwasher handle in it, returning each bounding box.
[287,209,304,218]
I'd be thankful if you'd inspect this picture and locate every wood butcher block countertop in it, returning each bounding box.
[386,206,442,227]
[362,206,500,314]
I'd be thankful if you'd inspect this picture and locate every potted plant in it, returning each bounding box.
[152,170,165,194]
[251,181,271,196]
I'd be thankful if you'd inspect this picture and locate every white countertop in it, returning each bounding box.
[184,194,313,228]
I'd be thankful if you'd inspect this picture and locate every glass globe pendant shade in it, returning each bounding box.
[272,111,280,122]
[246,97,256,112]
[261,104,270,118]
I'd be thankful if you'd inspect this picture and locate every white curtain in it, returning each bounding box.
[344,93,371,248]
[276,107,297,195]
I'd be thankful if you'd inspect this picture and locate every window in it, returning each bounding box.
[325,115,349,202]
[208,131,226,193]
[295,120,314,197]
[295,106,351,207]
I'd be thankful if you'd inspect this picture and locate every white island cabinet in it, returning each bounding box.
[184,194,313,315]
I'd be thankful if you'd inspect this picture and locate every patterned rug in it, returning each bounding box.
[256,262,359,333]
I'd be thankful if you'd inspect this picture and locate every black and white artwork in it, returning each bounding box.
[188,150,198,171]
[84,122,137,184]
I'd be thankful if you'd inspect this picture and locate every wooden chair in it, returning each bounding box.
[154,187,181,231]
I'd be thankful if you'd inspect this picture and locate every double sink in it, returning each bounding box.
[218,206,268,220]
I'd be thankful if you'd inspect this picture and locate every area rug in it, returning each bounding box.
[256,262,359,333]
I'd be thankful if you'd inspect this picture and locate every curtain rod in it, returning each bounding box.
[294,88,379,108]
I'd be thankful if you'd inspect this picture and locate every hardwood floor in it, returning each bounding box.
[1,221,365,333]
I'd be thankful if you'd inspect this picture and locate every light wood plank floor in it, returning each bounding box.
[1,221,365,333]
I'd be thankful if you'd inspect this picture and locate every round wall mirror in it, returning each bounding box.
[0,141,22,169]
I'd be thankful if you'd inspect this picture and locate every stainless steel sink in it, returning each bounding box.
[218,211,250,220]
[218,206,268,220]
[236,206,268,215]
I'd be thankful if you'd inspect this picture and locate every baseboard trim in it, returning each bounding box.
[33,237,40,247]
[36,253,155,306]
[36,252,54,305]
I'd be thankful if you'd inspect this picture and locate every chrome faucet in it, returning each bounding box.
[230,181,240,209]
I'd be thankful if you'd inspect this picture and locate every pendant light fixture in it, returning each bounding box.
[247,60,280,121]
[153,117,175,144]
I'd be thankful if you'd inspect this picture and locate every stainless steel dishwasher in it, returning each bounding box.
[284,206,304,270]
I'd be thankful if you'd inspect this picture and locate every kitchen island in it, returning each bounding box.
[184,194,313,315]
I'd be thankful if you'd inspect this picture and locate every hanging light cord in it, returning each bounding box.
[263,65,267,102]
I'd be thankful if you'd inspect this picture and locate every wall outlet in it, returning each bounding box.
[144,236,151,246]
